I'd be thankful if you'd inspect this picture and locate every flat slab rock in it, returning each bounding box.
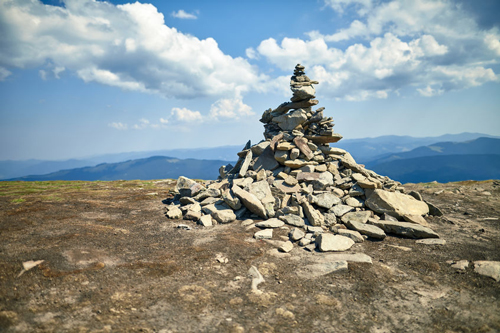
[366,189,429,218]
[368,220,439,239]
[316,234,355,252]
[296,261,348,279]
[255,218,285,228]
[254,229,273,240]
[474,261,500,282]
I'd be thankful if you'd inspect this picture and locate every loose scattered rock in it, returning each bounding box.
[474,261,500,282]
[316,234,355,252]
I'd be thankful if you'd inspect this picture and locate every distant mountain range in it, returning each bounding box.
[2,133,500,183]
[8,156,231,181]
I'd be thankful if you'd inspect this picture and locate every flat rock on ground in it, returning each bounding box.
[0,179,499,332]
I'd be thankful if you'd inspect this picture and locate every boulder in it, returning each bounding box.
[232,185,267,219]
[293,136,314,160]
[251,141,270,156]
[272,109,308,131]
[198,215,213,227]
[176,176,204,197]
[337,229,364,243]
[344,220,386,239]
[212,209,236,224]
[311,192,341,209]
[166,206,183,219]
[301,201,324,226]
[289,228,305,241]
[367,220,439,239]
[341,211,371,224]
[254,146,280,171]
[222,189,242,210]
[474,261,500,282]
[330,204,355,217]
[254,229,273,240]
[366,189,429,218]
[316,234,355,252]
[279,214,305,227]
[255,218,285,228]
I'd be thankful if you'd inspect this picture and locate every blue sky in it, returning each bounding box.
[1,0,499,160]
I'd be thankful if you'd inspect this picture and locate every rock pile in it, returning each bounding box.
[164,64,441,253]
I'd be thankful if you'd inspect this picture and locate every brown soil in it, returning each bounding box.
[0,179,499,332]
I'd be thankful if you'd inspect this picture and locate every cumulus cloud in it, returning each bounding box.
[133,118,150,130]
[109,122,128,130]
[253,0,499,100]
[209,96,254,120]
[171,107,203,123]
[0,0,264,100]
[171,9,197,20]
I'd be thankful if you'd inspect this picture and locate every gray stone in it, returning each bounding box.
[408,190,423,201]
[345,197,364,208]
[232,177,254,188]
[382,213,398,221]
[474,261,500,281]
[301,201,324,226]
[254,146,280,171]
[299,238,312,246]
[314,164,327,172]
[293,136,314,160]
[344,220,386,239]
[274,150,289,163]
[296,261,348,279]
[296,172,320,182]
[349,184,365,197]
[280,214,305,227]
[238,150,253,178]
[450,260,469,270]
[184,210,201,221]
[403,214,429,226]
[312,172,334,190]
[337,229,364,243]
[254,228,273,240]
[176,176,204,197]
[316,234,355,252]
[416,238,446,245]
[307,226,324,234]
[166,206,183,219]
[341,211,371,224]
[179,197,196,205]
[330,204,354,217]
[248,265,265,291]
[313,253,372,264]
[366,189,429,219]
[289,228,305,241]
[284,159,315,169]
[284,176,298,186]
[194,188,221,201]
[255,218,284,228]
[212,209,236,224]
[311,192,341,209]
[367,220,439,239]
[199,197,221,206]
[232,185,267,219]
[273,109,308,131]
[222,189,242,210]
[273,180,301,194]
[323,213,337,226]
[290,148,300,160]
[299,165,315,173]
[426,201,444,216]
[198,214,213,227]
[291,84,315,100]
[279,241,294,253]
[276,142,296,150]
[251,141,270,156]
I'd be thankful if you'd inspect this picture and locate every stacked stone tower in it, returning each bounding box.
[165,64,441,252]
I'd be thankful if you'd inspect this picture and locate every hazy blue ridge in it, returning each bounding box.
[365,137,500,166]
[4,156,235,181]
[336,133,499,163]
[370,154,500,184]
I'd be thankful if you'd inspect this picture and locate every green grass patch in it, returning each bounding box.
[10,198,25,203]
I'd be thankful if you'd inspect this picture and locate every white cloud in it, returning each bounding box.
[171,10,197,20]
[171,107,203,123]
[0,1,264,99]
[209,96,254,120]
[417,85,444,97]
[0,67,11,81]
[109,122,128,130]
[133,118,150,130]
[252,0,500,100]
[39,69,48,80]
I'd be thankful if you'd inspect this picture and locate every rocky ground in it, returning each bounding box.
[0,179,499,332]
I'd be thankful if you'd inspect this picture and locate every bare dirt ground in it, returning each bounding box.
[0,179,499,332]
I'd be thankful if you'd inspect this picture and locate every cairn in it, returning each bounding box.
[165,64,441,253]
